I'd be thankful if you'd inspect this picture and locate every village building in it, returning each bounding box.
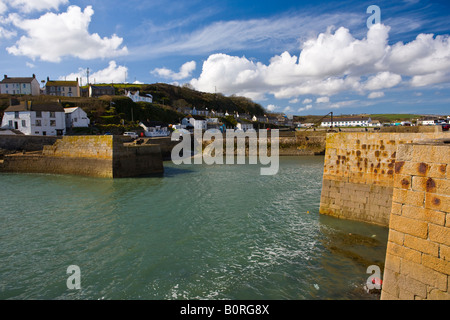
[139,121,170,137]
[182,116,207,130]
[0,74,41,96]
[1,101,65,136]
[125,90,153,103]
[45,78,80,97]
[64,107,90,128]
[321,117,372,127]
[89,85,115,98]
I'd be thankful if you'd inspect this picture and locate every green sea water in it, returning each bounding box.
[0,156,388,300]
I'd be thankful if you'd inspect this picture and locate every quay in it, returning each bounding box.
[0,135,164,178]
[319,126,450,300]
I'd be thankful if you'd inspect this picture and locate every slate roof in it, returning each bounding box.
[5,101,64,113]
[1,77,36,84]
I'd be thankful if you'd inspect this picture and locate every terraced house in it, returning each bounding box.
[0,74,41,96]
[1,101,66,136]
[45,78,80,97]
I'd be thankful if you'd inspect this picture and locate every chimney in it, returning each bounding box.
[47,77,50,82]
[32,74,36,78]
[4,75,7,79]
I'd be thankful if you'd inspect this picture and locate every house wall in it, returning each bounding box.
[1,112,33,135]
[1,83,31,95]
[65,108,90,128]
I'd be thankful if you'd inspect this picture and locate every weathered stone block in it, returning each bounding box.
[402,205,446,226]
[389,214,428,239]
[428,224,450,247]
[404,234,440,257]
[425,193,450,212]
[401,259,448,292]
[422,254,450,275]
[392,189,425,207]
[387,241,421,263]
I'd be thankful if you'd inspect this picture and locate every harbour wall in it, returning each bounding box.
[319,130,448,227]
[381,141,450,300]
[318,129,449,300]
[0,135,164,178]
[0,135,60,152]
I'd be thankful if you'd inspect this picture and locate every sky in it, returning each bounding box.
[0,0,449,116]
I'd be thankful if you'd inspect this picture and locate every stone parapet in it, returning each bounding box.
[320,132,449,227]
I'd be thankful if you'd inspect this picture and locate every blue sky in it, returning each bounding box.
[0,0,449,116]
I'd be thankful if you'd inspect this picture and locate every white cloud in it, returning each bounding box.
[289,98,299,104]
[62,61,128,84]
[7,6,128,62]
[0,25,16,39]
[363,72,402,91]
[190,24,450,101]
[302,98,312,104]
[152,61,196,80]
[316,97,330,103]
[26,62,35,68]
[283,106,293,113]
[8,0,69,13]
[0,1,7,15]
[298,105,313,113]
[368,91,385,99]
[267,104,277,112]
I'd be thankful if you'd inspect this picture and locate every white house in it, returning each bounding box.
[236,120,254,131]
[139,121,170,137]
[321,117,372,127]
[64,107,90,128]
[182,116,207,130]
[418,118,438,126]
[1,101,65,136]
[192,107,210,117]
[0,74,41,96]
[368,120,382,127]
[125,90,153,103]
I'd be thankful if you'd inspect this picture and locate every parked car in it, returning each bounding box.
[441,123,450,132]
[123,132,138,139]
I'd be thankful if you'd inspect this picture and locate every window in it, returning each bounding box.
[22,120,26,127]
[8,120,13,128]
[50,120,56,127]
[36,111,42,118]
[5,84,8,88]
[23,84,26,88]
[36,120,42,127]
[15,111,19,119]
[50,112,56,118]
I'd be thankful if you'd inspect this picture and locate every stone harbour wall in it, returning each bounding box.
[0,135,163,178]
[381,142,450,300]
[319,132,448,227]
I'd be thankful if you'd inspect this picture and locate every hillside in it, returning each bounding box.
[0,84,266,134]
[83,83,266,116]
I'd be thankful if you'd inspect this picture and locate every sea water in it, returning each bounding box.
[0,157,388,300]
